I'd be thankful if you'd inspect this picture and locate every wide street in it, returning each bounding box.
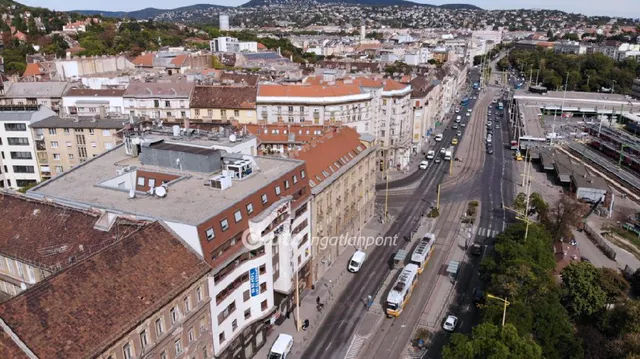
[300,68,520,359]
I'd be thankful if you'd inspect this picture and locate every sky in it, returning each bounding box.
[19,0,640,18]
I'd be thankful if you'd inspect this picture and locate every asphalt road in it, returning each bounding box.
[301,72,483,359]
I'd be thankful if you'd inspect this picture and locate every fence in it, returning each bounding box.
[584,223,617,260]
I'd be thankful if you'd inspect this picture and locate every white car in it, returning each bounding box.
[443,315,458,332]
[434,157,442,164]
[426,150,435,159]
[419,161,429,170]
[467,108,472,112]
[435,134,443,142]
[461,123,466,127]
[466,112,471,117]
[455,108,460,113]
[440,147,446,154]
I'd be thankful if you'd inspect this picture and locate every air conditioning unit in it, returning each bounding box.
[209,174,232,190]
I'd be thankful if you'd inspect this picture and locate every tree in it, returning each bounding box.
[531,292,584,359]
[632,268,640,297]
[442,323,542,359]
[547,29,554,39]
[513,192,549,221]
[561,262,607,318]
[544,195,588,241]
[597,268,630,303]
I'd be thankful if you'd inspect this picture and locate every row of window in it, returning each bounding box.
[194,109,241,118]
[47,128,111,136]
[5,137,29,146]
[218,300,269,345]
[4,123,27,131]
[204,170,305,242]
[49,141,113,150]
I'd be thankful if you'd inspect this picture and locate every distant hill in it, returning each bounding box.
[438,3,482,10]
[73,4,229,19]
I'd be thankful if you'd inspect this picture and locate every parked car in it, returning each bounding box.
[440,147,446,154]
[471,243,482,255]
[427,150,435,160]
[419,161,429,170]
[456,131,462,137]
[472,288,485,304]
[443,315,458,332]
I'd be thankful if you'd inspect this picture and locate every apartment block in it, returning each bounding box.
[62,88,126,116]
[210,37,258,53]
[0,221,213,359]
[124,82,193,120]
[0,82,72,113]
[190,86,257,125]
[29,125,312,359]
[29,115,125,178]
[0,105,57,189]
[287,127,377,282]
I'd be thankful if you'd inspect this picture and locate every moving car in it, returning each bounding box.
[434,157,442,164]
[456,131,462,137]
[487,147,494,154]
[440,147,446,154]
[471,243,482,255]
[435,134,443,142]
[419,161,429,170]
[269,334,294,359]
[495,124,500,129]
[451,138,458,145]
[426,150,435,160]
[460,123,466,127]
[452,123,458,129]
[466,112,471,117]
[443,315,458,332]
[348,250,366,273]
[456,115,462,122]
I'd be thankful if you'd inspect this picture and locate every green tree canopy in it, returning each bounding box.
[443,323,543,359]
[561,262,607,318]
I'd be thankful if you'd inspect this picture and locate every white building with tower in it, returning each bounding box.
[219,14,230,31]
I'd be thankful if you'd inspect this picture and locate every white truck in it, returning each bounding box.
[444,146,454,161]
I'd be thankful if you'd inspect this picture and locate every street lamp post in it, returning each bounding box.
[486,294,511,329]
[612,80,617,94]
[586,75,590,89]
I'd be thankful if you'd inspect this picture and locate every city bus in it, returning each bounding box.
[386,264,419,317]
[410,233,435,274]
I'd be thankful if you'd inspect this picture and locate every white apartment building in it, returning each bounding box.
[256,75,413,170]
[28,126,312,359]
[404,48,433,66]
[62,88,126,116]
[210,37,258,53]
[0,105,56,189]
[123,82,193,120]
[554,41,587,55]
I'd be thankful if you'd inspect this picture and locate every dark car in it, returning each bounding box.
[487,148,494,154]
[472,288,485,304]
[471,243,483,255]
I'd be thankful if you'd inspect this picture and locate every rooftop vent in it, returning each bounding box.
[209,174,233,190]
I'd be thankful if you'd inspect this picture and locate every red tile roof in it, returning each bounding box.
[0,222,211,359]
[190,86,257,109]
[0,331,29,359]
[170,54,188,67]
[132,53,154,67]
[258,83,363,97]
[0,193,143,271]
[289,126,367,187]
[257,43,267,50]
[21,63,41,77]
[245,123,334,144]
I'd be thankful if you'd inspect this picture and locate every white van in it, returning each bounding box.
[348,250,366,272]
[435,134,443,142]
[269,334,293,359]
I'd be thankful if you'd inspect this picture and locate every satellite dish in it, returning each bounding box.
[155,186,166,197]
[129,189,136,199]
[229,134,237,142]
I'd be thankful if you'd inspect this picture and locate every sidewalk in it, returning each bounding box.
[254,218,390,359]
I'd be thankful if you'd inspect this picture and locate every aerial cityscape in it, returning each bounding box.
[0,0,640,358]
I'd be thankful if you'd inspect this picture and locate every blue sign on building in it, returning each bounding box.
[249,267,259,297]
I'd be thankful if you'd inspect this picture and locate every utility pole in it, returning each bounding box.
[384,158,389,223]
[436,184,441,210]
[551,72,569,145]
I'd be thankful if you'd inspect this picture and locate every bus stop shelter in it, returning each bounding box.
[447,260,460,280]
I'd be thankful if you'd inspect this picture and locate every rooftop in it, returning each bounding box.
[245,123,334,145]
[0,192,144,272]
[30,142,303,226]
[190,86,257,109]
[4,82,71,98]
[64,88,127,97]
[0,106,58,124]
[29,115,128,129]
[123,81,194,98]
[0,222,210,359]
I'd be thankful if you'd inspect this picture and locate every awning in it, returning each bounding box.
[447,260,460,275]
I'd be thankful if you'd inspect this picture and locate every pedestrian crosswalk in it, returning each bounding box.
[477,227,500,238]
[344,336,367,359]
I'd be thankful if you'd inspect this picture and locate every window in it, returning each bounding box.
[10,152,31,160]
[91,142,97,148]
[232,319,238,331]
[16,263,24,278]
[55,166,63,173]
[260,282,267,293]
[261,300,268,310]
[301,170,306,178]
[221,109,227,118]
[7,138,29,145]
[63,128,70,134]
[13,166,34,173]
[170,307,179,324]
[234,110,240,117]
[137,177,145,186]
[197,287,203,302]
[261,194,268,204]
[166,112,171,118]
[53,154,61,160]
[50,141,59,148]
[65,141,72,147]
[47,128,56,135]
[155,318,164,335]
[102,130,111,137]
[219,332,226,343]
[195,109,200,116]
[244,308,251,319]
[74,128,83,133]
[148,178,156,188]
[140,330,148,348]
[5,123,26,131]
[164,100,171,107]
[275,185,281,195]
[175,339,183,354]
[78,147,87,158]
[105,142,114,150]
[234,210,242,223]
[68,154,74,160]
[188,327,195,342]
[122,343,132,359]
[154,100,159,108]
[184,296,191,312]
[293,175,298,184]
[160,352,167,359]
[205,227,215,241]
[27,266,35,283]
[199,316,206,332]
[246,202,254,215]
[220,218,229,231]
[89,129,95,135]
[284,180,290,189]
[181,111,186,118]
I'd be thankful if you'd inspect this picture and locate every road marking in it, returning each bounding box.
[344,336,367,359]
[325,342,333,353]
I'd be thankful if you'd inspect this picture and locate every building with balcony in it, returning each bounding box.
[29,114,126,178]
[0,82,72,113]
[62,88,126,116]
[210,37,258,53]
[287,127,377,283]
[553,40,587,55]
[256,74,412,170]
[190,86,257,125]
[0,220,214,359]
[0,105,57,189]
[28,125,311,359]
[244,123,336,154]
[124,82,193,120]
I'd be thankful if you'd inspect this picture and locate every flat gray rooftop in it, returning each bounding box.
[514,90,640,111]
[30,145,302,225]
[518,103,546,137]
